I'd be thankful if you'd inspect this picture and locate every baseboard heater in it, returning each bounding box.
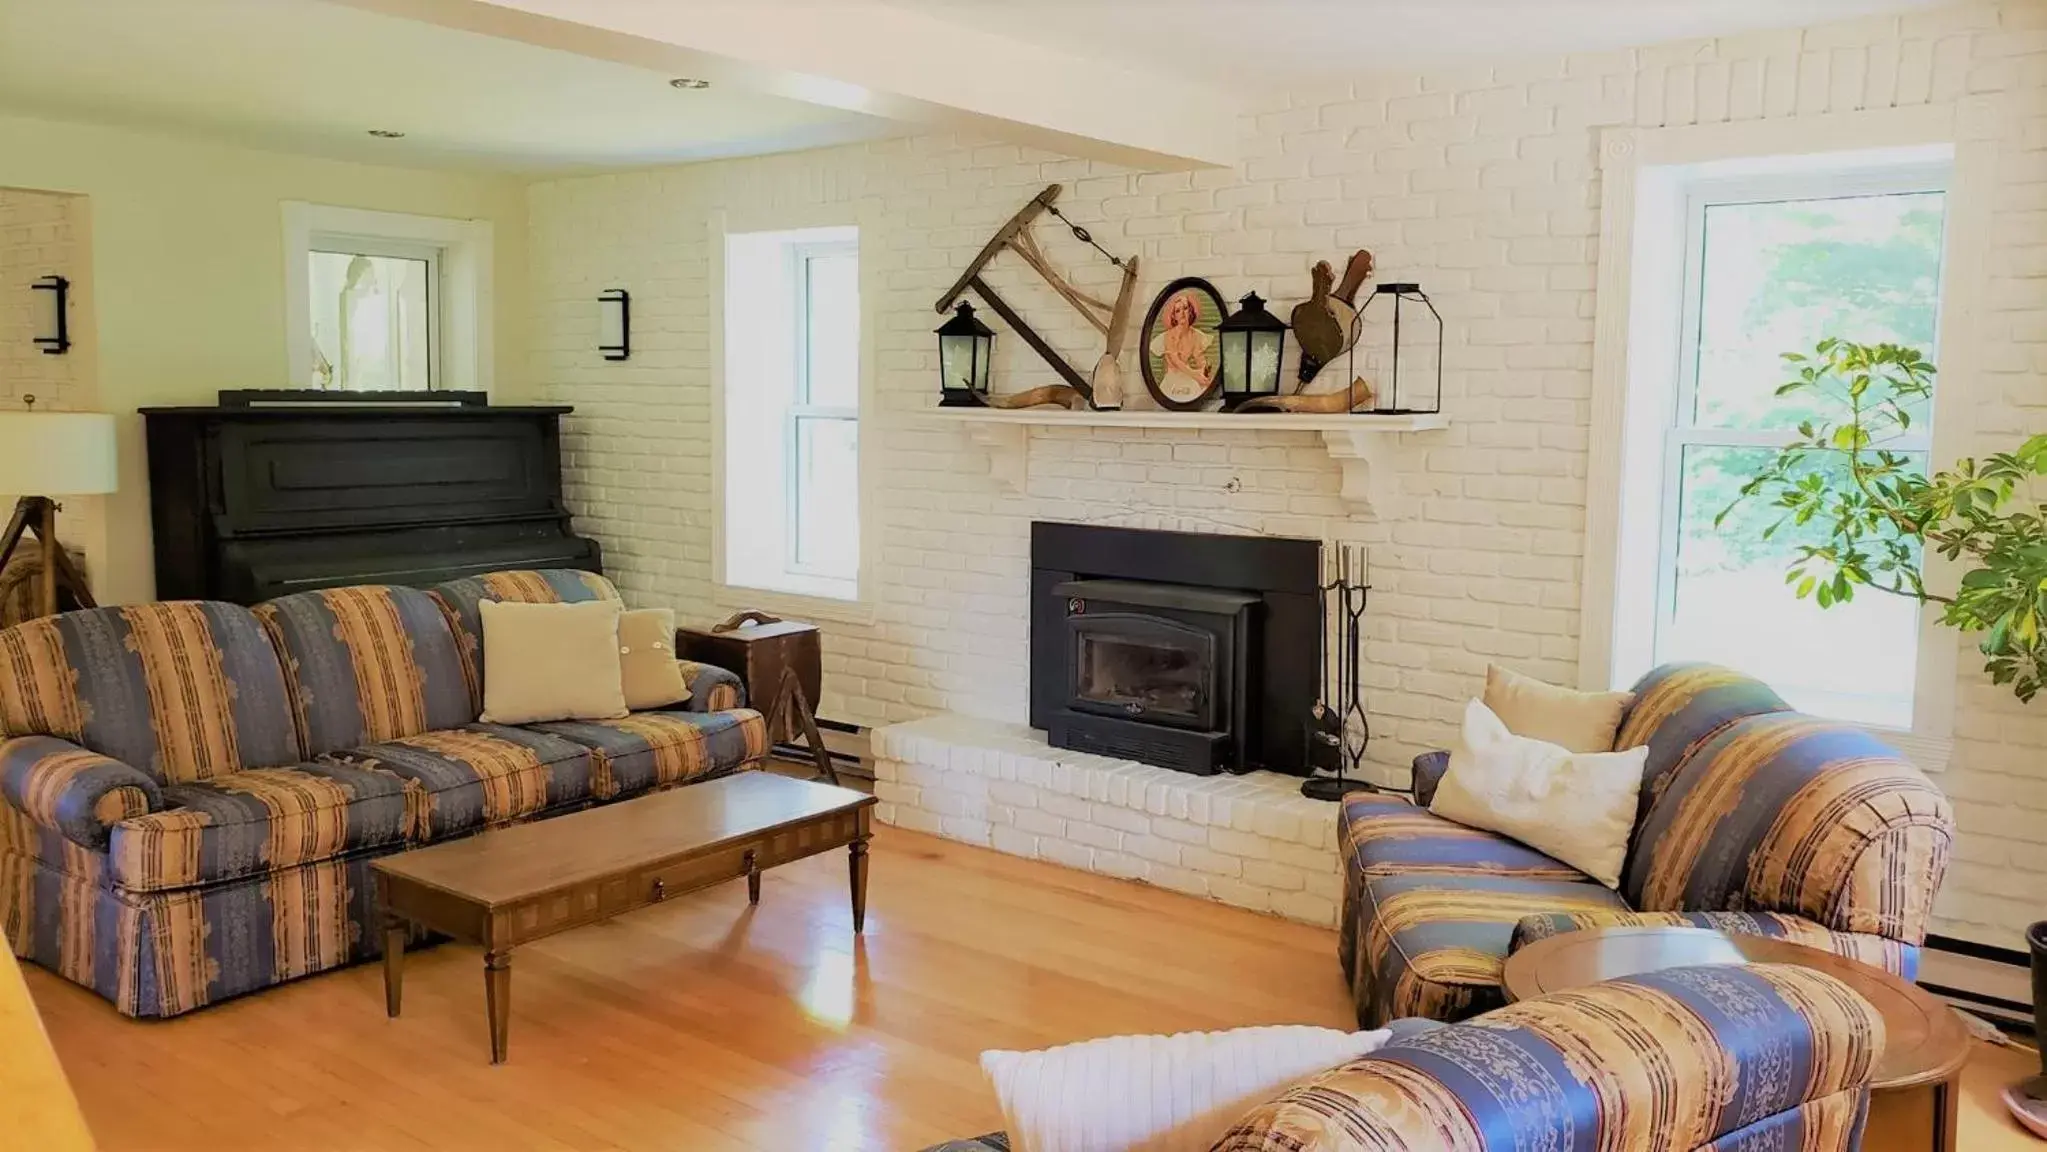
[1920,935,2035,1036]
[772,717,871,781]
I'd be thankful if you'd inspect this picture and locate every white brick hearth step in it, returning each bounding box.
[870,714,1344,926]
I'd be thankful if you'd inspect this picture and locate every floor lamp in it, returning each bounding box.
[0,410,117,619]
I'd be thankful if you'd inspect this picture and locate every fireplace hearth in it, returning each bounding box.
[1030,523,1320,776]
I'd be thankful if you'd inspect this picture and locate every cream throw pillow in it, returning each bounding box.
[618,608,690,711]
[1483,663,1633,753]
[1430,698,1647,888]
[980,1025,1390,1152]
[479,599,629,725]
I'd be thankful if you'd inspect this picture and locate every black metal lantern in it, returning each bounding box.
[1356,283,1442,415]
[936,301,994,407]
[1217,292,1287,410]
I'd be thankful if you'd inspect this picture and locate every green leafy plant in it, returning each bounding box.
[1718,338,2047,701]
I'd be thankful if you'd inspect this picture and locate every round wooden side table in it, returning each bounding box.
[1502,926,1972,1152]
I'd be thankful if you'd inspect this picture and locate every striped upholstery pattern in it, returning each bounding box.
[1340,792,1625,1027]
[255,586,475,756]
[1217,963,1881,1152]
[428,569,620,711]
[680,661,745,713]
[1511,908,1920,979]
[527,709,767,799]
[1614,663,1792,840]
[1625,713,1953,944]
[0,735,161,850]
[326,724,595,840]
[108,763,408,893]
[0,604,299,785]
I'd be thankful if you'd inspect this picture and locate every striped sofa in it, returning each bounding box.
[1340,663,1954,1028]
[930,962,1886,1152]
[0,570,768,1018]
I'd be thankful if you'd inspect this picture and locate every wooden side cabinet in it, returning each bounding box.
[678,611,836,784]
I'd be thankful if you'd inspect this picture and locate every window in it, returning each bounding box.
[721,226,861,603]
[1657,170,1947,727]
[283,204,494,394]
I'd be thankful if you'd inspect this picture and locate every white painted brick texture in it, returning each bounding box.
[527,3,2047,948]
[0,189,84,412]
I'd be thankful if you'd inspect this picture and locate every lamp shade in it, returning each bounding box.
[0,413,117,495]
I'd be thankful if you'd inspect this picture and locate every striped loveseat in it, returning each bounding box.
[0,570,767,1018]
[1340,663,1954,1028]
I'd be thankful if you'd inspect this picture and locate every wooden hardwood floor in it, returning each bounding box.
[24,826,2045,1151]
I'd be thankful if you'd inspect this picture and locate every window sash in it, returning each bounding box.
[307,236,445,391]
[1651,166,1950,690]
[785,239,860,584]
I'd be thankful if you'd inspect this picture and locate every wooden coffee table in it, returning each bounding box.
[1503,926,1972,1152]
[372,771,876,1063]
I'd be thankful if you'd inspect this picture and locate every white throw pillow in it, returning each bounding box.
[980,1025,1390,1152]
[478,599,630,725]
[1429,698,1647,888]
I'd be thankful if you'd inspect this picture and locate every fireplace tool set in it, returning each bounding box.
[1302,543,1378,801]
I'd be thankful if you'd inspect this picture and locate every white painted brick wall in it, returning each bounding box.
[872,715,1345,925]
[527,3,2047,948]
[0,189,84,411]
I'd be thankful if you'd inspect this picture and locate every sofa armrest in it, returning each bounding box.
[1410,750,1449,807]
[1510,907,1922,979]
[678,661,746,713]
[1216,963,1883,1151]
[0,736,162,851]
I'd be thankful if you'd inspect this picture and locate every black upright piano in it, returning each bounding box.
[142,397,601,604]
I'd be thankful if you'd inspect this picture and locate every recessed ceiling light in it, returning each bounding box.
[367,129,406,139]
[669,77,711,90]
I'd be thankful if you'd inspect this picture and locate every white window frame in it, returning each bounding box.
[1581,106,1994,774]
[785,238,860,582]
[709,206,877,626]
[282,203,494,393]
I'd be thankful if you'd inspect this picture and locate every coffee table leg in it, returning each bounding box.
[382,914,407,1018]
[849,837,870,933]
[484,950,512,1064]
[744,849,760,906]
[1934,1070,1960,1152]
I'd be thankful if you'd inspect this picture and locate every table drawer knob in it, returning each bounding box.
[651,878,666,902]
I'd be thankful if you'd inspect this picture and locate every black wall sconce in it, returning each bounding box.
[598,288,630,361]
[32,276,70,356]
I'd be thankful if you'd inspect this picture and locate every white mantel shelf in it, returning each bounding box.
[916,407,1449,518]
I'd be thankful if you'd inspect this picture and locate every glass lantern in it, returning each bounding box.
[936,301,994,407]
[1217,292,1287,411]
[1356,283,1443,415]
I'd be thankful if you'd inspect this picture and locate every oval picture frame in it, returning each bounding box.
[1139,277,1228,411]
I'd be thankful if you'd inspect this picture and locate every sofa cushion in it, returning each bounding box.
[108,762,409,892]
[525,709,768,800]
[1346,870,1630,1027]
[255,585,478,757]
[327,724,595,840]
[1341,791,1586,881]
[427,570,621,712]
[1622,712,1952,943]
[1508,908,1920,979]
[0,603,299,785]
[1614,663,1791,821]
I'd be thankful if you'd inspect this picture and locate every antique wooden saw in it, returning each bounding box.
[933,184,1140,410]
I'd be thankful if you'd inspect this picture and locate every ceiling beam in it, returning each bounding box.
[325,0,1242,170]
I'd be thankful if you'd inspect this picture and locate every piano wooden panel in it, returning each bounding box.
[143,404,601,604]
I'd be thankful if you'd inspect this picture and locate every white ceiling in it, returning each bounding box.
[887,0,1948,82]
[0,0,898,173]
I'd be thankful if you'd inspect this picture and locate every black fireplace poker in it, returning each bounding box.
[1302,543,1379,802]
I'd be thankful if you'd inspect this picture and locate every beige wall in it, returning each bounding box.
[0,113,529,604]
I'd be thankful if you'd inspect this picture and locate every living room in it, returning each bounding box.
[1,0,2044,1149]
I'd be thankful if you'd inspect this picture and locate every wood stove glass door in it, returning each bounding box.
[1067,613,1219,731]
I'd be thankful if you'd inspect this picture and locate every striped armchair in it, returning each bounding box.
[1340,663,1953,1028]
[929,962,1886,1152]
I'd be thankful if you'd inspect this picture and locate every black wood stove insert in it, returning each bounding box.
[1029,523,1320,776]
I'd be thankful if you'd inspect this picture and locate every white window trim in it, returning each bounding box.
[708,205,879,628]
[1580,104,1998,774]
[282,203,494,394]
